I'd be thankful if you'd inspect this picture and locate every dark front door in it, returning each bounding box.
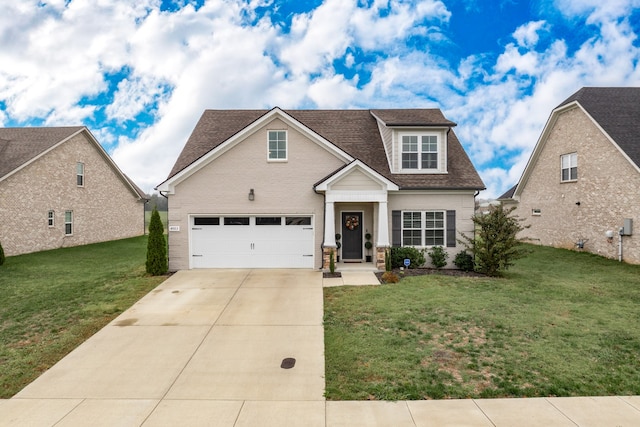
[341,212,363,261]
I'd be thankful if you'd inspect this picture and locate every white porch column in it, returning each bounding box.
[376,200,390,246]
[324,201,336,247]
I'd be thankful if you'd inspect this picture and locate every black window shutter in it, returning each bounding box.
[446,210,456,247]
[392,210,401,247]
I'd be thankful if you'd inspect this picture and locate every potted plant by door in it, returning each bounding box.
[365,232,373,262]
[335,233,341,262]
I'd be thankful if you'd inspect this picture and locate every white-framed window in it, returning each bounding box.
[268,130,287,161]
[402,210,445,246]
[65,211,73,235]
[76,162,84,186]
[532,208,541,216]
[48,210,55,227]
[401,134,439,170]
[561,153,577,182]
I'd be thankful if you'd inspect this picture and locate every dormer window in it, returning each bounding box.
[400,133,440,171]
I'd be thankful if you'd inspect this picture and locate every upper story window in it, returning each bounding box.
[76,162,85,186]
[561,153,577,182]
[268,130,287,161]
[400,133,439,171]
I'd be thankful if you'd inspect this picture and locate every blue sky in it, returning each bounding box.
[1,0,640,197]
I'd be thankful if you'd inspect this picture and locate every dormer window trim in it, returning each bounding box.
[395,129,448,174]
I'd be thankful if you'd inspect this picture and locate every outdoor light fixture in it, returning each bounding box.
[248,188,255,201]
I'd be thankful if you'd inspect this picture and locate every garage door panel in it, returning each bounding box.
[190,216,314,269]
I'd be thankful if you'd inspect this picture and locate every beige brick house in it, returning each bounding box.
[157,108,484,271]
[0,127,147,256]
[500,87,640,263]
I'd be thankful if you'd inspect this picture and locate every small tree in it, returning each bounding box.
[329,249,336,274]
[146,207,167,275]
[459,204,528,276]
[0,240,5,266]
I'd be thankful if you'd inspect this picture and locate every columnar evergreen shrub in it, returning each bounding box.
[0,240,5,266]
[146,207,168,275]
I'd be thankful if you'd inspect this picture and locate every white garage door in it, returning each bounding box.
[190,215,315,268]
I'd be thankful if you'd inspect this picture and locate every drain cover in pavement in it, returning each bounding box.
[281,358,296,369]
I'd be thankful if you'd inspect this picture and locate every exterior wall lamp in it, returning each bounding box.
[248,188,255,201]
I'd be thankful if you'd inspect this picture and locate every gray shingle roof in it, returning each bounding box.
[0,127,84,179]
[558,87,640,168]
[167,109,485,190]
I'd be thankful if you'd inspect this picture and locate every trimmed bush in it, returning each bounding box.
[146,207,168,275]
[329,249,336,274]
[0,240,4,266]
[390,247,425,269]
[385,248,392,272]
[427,246,448,269]
[453,250,474,271]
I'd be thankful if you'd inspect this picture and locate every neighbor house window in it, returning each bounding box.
[532,208,541,216]
[64,211,73,235]
[268,130,287,160]
[402,211,445,246]
[401,134,438,170]
[76,162,84,186]
[561,153,577,182]
[48,210,55,227]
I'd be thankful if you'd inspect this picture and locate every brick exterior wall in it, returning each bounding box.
[515,106,640,263]
[0,132,145,256]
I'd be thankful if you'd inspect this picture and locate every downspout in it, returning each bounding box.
[619,227,624,262]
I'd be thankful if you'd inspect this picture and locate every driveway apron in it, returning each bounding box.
[5,269,325,426]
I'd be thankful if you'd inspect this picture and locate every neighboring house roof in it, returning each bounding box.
[164,108,484,191]
[0,126,146,200]
[498,185,516,200]
[511,87,640,199]
[558,87,640,169]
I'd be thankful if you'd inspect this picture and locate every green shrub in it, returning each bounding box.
[427,246,448,269]
[390,247,425,269]
[453,250,474,271]
[329,249,336,274]
[0,241,5,266]
[385,248,392,272]
[459,204,529,276]
[146,207,168,275]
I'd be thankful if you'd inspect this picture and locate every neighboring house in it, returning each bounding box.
[0,127,147,256]
[500,87,640,263]
[157,108,484,271]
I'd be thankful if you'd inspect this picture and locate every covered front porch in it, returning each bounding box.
[314,160,398,272]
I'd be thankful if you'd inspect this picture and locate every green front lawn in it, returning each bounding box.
[324,244,640,400]
[0,236,167,398]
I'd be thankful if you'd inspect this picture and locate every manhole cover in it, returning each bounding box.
[281,358,296,369]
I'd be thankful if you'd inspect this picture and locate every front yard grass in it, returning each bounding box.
[324,244,640,400]
[0,236,167,398]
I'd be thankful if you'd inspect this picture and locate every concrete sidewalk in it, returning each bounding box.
[2,269,640,426]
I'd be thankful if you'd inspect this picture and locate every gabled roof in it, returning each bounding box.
[163,108,484,191]
[558,87,640,169]
[0,126,146,200]
[511,87,640,199]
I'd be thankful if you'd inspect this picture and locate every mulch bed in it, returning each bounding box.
[323,272,342,278]
[375,268,485,283]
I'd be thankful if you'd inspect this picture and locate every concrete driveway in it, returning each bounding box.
[3,269,326,426]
